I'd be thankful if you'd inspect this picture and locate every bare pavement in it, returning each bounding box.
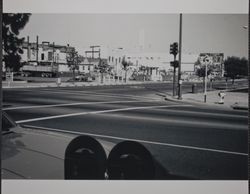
[2,80,248,180]
[3,79,248,110]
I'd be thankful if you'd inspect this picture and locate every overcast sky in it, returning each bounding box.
[19,14,248,58]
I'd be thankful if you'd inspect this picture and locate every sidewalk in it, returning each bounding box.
[181,89,248,110]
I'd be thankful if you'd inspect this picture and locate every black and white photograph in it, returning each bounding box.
[1,0,249,193]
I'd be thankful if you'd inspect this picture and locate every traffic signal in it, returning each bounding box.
[170,60,179,68]
[170,42,178,56]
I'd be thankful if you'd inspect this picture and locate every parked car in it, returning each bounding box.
[75,74,87,81]
[74,73,94,82]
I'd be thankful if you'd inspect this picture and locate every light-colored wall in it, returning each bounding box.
[58,64,70,72]
[106,48,200,77]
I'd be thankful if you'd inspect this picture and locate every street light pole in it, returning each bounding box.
[204,62,207,103]
[177,13,182,100]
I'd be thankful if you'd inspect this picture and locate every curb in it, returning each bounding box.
[231,104,248,110]
[168,87,249,110]
[164,95,186,103]
[164,94,248,110]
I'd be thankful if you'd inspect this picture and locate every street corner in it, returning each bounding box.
[164,94,179,102]
[164,94,190,106]
[184,90,249,110]
[179,92,231,109]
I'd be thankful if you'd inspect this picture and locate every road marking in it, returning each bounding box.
[9,88,152,100]
[100,114,248,131]
[149,108,248,119]
[16,104,192,123]
[37,88,161,101]
[23,124,248,156]
[3,99,161,110]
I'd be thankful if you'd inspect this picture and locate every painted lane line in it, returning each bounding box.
[23,124,248,157]
[100,114,248,131]
[149,108,248,119]
[3,99,161,110]
[37,88,161,101]
[16,104,192,124]
[10,88,149,100]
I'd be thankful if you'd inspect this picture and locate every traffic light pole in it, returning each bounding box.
[177,13,182,100]
[173,55,177,96]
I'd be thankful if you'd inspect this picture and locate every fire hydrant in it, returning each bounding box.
[218,91,226,104]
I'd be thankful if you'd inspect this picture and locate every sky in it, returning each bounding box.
[19,14,248,58]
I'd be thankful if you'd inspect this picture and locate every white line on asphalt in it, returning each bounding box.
[23,124,248,156]
[16,104,192,124]
[3,99,161,110]
[100,113,248,131]
[149,108,248,119]
[38,88,161,100]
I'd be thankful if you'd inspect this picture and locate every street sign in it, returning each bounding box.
[170,60,179,68]
[200,55,212,66]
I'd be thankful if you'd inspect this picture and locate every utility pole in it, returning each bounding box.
[177,13,182,100]
[89,45,100,59]
[36,35,39,64]
[85,46,101,62]
[52,42,55,66]
[27,36,30,61]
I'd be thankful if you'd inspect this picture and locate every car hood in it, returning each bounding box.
[2,126,114,179]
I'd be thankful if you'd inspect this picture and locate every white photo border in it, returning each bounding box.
[2,0,249,194]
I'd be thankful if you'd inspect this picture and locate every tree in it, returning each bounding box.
[121,56,132,83]
[195,59,213,91]
[224,56,248,84]
[97,59,111,83]
[196,66,212,78]
[2,13,31,72]
[67,49,80,82]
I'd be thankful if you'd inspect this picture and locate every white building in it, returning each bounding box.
[104,46,199,81]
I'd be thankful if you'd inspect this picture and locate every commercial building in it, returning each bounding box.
[18,36,224,81]
[20,36,76,76]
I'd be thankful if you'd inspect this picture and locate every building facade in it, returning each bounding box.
[105,47,201,81]
[18,37,224,80]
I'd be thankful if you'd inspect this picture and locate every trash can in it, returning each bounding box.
[192,84,197,93]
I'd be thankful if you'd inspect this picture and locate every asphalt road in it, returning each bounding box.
[2,82,248,180]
